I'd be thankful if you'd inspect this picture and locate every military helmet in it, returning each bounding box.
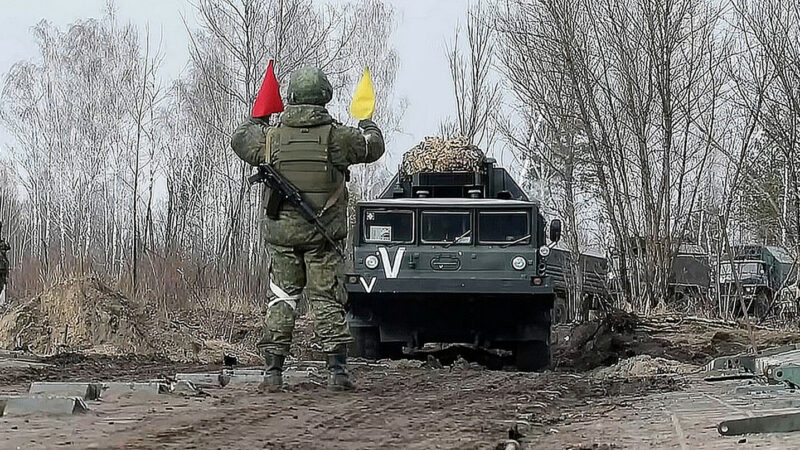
[287,66,333,106]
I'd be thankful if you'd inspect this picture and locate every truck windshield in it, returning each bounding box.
[478,211,529,244]
[421,211,471,244]
[719,261,766,282]
[363,209,414,243]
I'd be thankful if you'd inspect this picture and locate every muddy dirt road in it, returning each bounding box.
[0,357,685,449]
[2,314,800,449]
[3,359,799,449]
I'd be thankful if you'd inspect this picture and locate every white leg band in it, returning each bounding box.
[269,280,300,310]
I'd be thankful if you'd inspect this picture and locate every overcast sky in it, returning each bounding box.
[0,0,473,165]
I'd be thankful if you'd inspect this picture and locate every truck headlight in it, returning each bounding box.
[539,246,550,257]
[364,255,380,269]
[512,256,527,271]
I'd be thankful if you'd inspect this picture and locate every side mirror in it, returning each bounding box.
[549,219,562,243]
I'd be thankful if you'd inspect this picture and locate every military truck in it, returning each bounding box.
[669,244,712,309]
[615,240,712,308]
[717,245,797,317]
[345,158,560,370]
[547,246,610,323]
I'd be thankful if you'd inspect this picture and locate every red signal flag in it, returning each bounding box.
[252,60,284,118]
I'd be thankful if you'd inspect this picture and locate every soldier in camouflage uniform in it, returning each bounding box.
[0,236,9,299]
[231,66,385,392]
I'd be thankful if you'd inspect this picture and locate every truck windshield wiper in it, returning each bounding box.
[444,229,472,248]
[501,234,531,248]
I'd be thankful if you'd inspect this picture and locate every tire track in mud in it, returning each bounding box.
[96,366,683,449]
[115,369,530,448]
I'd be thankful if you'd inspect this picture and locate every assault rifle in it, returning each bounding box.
[248,164,344,258]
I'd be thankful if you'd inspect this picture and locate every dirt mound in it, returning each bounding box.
[592,355,697,379]
[554,311,719,371]
[136,304,262,364]
[0,277,263,364]
[0,277,151,356]
[556,311,643,371]
[555,312,800,372]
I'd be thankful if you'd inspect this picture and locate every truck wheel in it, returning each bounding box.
[553,297,567,324]
[348,327,404,360]
[378,342,405,360]
[515,340,550,372]
[754,291,772,320]
[348,326,381,359]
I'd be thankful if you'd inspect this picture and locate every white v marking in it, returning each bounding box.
[378,247,406,279]
[359,276,377,293]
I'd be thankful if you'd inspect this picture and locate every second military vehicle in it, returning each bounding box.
[717,245,797,317]
[668,244,712,310]
[547,246,610,323]
[345,158,560,370]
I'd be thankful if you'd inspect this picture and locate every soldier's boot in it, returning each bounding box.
[259,353,285,393]
[326,350,355,392]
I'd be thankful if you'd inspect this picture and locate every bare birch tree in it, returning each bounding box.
[0,1,401,315]
[440,3,499,148]
[727,0,800,258]
[1,8,158,287]
[492,0,723,313]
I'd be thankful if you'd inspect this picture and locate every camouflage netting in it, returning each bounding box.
[401,136,485,176]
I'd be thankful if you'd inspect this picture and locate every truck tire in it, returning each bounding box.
[553,296,568,324]
[515,340,550,372]
[348,327,404,360]
[754,290,772,320]
[348,326,380,359]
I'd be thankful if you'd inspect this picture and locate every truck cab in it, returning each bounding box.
[718,245,798,317]
[345,159,559,370]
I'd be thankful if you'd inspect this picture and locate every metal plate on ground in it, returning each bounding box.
[223,369,265,385]
[29,382,103,400]
[176,373,227,388]
[2,396,89,416]
[103,382,169,396]
[171,380,198,394]
[719,412,800,436]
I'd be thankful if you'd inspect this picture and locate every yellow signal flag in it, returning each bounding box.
[350,66,375,120]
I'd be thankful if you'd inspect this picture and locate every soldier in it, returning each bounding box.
[0,229,10,300]
[231,66,385,392]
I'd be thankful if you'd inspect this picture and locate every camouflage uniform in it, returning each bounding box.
[231,67,385,390]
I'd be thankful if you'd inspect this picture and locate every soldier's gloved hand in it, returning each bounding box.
[358,119,378,130]
[358,119,383,139]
